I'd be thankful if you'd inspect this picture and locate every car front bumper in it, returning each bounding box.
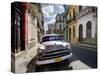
[36,52,72,65]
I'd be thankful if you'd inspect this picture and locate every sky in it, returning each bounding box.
[41,3,65,31]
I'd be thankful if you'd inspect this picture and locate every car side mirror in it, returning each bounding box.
[62,40,65,42]
[40,41,42,43]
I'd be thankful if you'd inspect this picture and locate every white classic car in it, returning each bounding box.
[36,34,72,65]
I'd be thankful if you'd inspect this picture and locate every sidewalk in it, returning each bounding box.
[78,43,97,49]
[70,42,97,52]
[77,43,97,52]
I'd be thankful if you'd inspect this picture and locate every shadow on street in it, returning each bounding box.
[71,45,97,68]
[26,45,97,73]
[35,59,73,72]
[26,56,37,73]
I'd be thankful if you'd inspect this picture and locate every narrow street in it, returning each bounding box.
[71,45,97,69]
[11,3,97,73]
[26,45,97,72]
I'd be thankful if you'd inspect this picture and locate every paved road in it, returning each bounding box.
[26,45,97,72]
[71,45,97,69]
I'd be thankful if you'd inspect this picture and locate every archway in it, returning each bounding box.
[69,28,71,42]
[86,21,92,38]
[79,24,83,42]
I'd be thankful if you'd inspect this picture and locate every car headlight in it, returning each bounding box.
[63,44,71,49]
[66,45,71,49]
[37,48,44,54]
[37,45,46,54]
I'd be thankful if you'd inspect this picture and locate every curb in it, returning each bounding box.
[26,56,37,72]
[71,43,97,52]
[79,44,97,49]
[78,43,97,52]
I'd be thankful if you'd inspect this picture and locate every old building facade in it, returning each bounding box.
[47,24,54,34]
[63,5,68,41]
[67,5,77,43]
[76,6,97,45]
[37,4,44,42]
[11,2,44,73]
[54,13,66,36]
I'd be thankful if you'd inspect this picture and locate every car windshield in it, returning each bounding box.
[42,35,63,42]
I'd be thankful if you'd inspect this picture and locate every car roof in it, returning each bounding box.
[43,34,59,37]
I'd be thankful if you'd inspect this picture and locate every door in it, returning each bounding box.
[79,24,83,42]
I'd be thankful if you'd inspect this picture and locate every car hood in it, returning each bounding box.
[42,41,69,46]
[40,41,70,53]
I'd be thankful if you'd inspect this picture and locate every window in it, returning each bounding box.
[61,16,63,22]
[79,6,82,13]
[28,13,35,42]
[67,14,70,21]
[73,26,75,38]
[79,24,83,42]
[70,12,71,19]
[59,16,62,22]
[12,11,21,53]
[86,21,92,38]
[57,16,60,21]
[69,28,71,41]
[42,35,63,42]
[60,24,62,30]
[92,7,97,13]
[16,14,21,51]
[73,8,76,19]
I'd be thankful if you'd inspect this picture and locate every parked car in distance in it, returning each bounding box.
[36,34,72,65]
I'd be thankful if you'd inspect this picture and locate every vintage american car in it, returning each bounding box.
[36,34,72,65]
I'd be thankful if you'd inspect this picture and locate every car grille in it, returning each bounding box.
[38,45,71,60]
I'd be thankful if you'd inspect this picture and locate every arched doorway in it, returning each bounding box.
[79,24,83,42]
[69,28,71,42]
[86,21,92,38]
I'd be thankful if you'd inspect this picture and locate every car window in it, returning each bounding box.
[42,35,63,42]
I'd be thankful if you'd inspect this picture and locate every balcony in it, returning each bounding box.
[67,16,76,24]
[76,7,95,19]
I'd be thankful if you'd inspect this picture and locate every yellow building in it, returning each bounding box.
[67,5,78,43]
